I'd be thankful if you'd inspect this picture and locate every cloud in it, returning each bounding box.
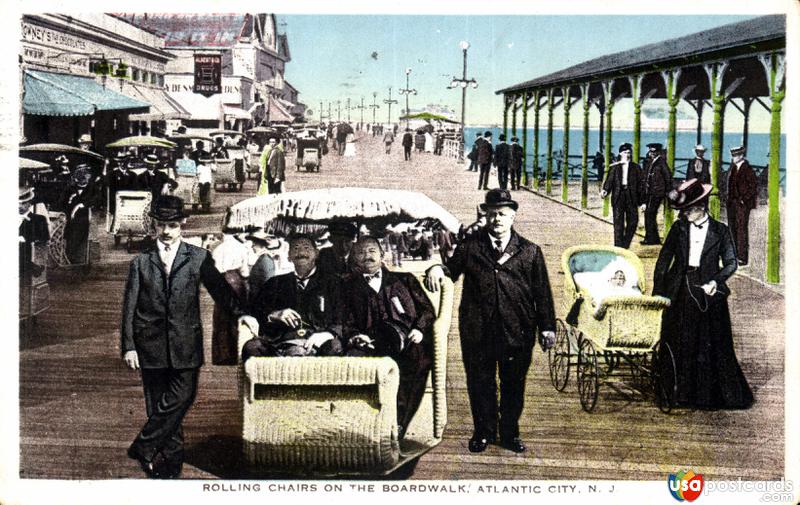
[339,82,357,89]
[507,42,515,49]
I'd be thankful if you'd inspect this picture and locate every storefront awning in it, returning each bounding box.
[23,70,149,117]
[126,84,190,121]
[223,105,252,120]
[266,96,294,123]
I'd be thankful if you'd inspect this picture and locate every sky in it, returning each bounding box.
[281,14,759,127]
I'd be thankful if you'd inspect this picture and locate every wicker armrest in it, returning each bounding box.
[594,294,671,320]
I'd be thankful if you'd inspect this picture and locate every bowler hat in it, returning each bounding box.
[498,134,506,141]
[327,222,358,238]
[646,143,663,151]
[667,178,712,210]
[730,145,746,156]
[618,143,633,153]
[366,320,409,356]
[484,131,493,138]
[149,195,186,221]
[71,165,92,188]
[144,154,160,166]
[511,136,519,142]
[480,188,519,212]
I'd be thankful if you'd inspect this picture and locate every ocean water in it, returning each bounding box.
[463,127,786,182]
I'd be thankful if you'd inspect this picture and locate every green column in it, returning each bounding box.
[581,84,590,209]
[630,75,641,165]
[562,86,571,203]
[511,95,518,137]
[664,70,679,233]
[763,53,785,283]
[522,91,529,187]
[503,98,510,138]
[533,90,541,190]
[602,81,614,217]
[708,64,724,219]
[546,88,555,195]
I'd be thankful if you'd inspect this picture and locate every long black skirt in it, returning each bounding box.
[660,272,753,410]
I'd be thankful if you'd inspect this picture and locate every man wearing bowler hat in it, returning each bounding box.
[476,131,494,190]
[725,145,758,265]
[600,143,643,249]
[494,133,511,190]
[425,189,556,454]
[640,143,673,245]
[510,136,524,190]
[317,221,358,276]
[121,195,252,478]
[686,144,710,184]
[137,154,176,202]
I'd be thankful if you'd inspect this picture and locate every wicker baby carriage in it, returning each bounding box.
[548,245,675,412]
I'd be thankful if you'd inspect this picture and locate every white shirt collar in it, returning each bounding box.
[363,268,382,292]
[295,267,317,281]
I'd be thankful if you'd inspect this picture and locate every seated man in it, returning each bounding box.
[341,236,435,438]
[317,221,357,276]
[243,234,343,360]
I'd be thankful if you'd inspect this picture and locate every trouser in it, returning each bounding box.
[497,165,509,189]
[385,142,392,154]
[510,166,522,189]
[338,141,346,155]
[478,163,491,189]
[461,335,533,440]
[469,159,477,171]
[643,194,663,244]
[404,146,412,161]
[612,191,638,248]
[267,179,283,194]
[347,341,431,432]
[726,203,751,263]
[130,367,199,466]
[198,182,211,205]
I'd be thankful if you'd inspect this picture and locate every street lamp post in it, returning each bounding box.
[384,87,398,126]
[370,92,380,124]
[346,97,351,122]
[358,96,365,126]
[448,41,478,160]
[337,100,341,122]
[399,68,417,128]
[319,101,323,123]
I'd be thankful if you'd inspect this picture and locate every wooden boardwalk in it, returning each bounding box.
[19,132,784,480]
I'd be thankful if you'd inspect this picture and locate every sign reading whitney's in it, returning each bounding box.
[194,53,221,97]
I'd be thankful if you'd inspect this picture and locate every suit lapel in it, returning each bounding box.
[169,241,192,281]
[147,248,169,296]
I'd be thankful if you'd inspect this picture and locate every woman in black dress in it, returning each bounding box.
[653,179,753,410]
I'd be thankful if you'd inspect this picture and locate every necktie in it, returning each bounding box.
[296,276,309,291]
[692,222,706,229]
[164,243,171,252]
[364,271,380,281]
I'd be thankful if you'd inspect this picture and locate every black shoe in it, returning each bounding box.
[738,260,748,266]
[468,435,495,453]
[127,447,156,478]
[500,437,526,453]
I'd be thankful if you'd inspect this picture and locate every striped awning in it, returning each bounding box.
[23,70,149,117]
[126,84,190,121]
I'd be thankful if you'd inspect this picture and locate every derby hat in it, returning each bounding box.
[144,154,160,166]
[511,136,519,142]
[480,188,519,212]
[498,134,506,141]
[619,143,633,153]
[327,221,358,238]
[484,131,493,137]
[667,178,713,210]
[646,142,663,151]
[730,145,746,156]
[149,195,186,221]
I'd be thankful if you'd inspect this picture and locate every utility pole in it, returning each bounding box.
[337,100,341,122]
[384,87,398,126]
[448,41,478,160]
[370,92,380,124]
[399,68,417,128]
[346,97,351,122]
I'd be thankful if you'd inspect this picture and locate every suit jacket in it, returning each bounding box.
[653,218,737,301]
[602,162,643,207]
[121,241,242,369]
[476,137,493,165]
[494,142,511,168]
[137,169,174,199]
[442,229,556,349]
[252,270,343,341]
[341,268,435,341]
[402,132,413,147]
[260,146,286,181]
[685,157,710,184]
[511,143,524,170]
[317,247,352,276]
[727,159,758,210]
[248,253,276,306]
[642,155,673,198]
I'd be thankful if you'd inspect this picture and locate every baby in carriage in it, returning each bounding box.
[573,258,642,317]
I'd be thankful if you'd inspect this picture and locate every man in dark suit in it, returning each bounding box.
[476,131,494,190]
[341,236,435,438]
[245,230,278,307]
[685,144,710,184]
[425,189,556,454]
[243,234,343,359]
[494,134,511,190]
[137,154,176,202]
[401,128,413,161]
[509,136,524,190]
[640,143,673,245]
[600,143,643,249]
[725,145,758,265]
[467,132,481,171]
[317,222,357,276]
[121,195,248,479]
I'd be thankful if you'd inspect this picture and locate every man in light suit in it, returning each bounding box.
[258,137,286,195]
[121,195,250,479]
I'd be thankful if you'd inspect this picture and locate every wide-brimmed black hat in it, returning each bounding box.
[328,222,358,238]
[480,188,519,212]
[149,195,186,221]
[646,142,663,151]
[667,178,712,210]
[618,143,633,153]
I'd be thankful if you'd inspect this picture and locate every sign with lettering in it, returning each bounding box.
[194,54,221,97]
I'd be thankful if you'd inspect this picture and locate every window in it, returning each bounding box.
[132,68,140,81]
[142,71,149,83]
[150,73,156,85]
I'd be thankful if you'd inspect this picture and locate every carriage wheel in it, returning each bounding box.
[577,336,600,412]
[652,341,677,413]
[547,319,571,391]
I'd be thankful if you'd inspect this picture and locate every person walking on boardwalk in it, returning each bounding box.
[685,144,710,184]
[467,132,481,172]
[494,134,511,190]
[258,137,286,196]
[640,143,673,245]
[402,128,413,161]
[725,145,758,266]
[509,137,524,190]
[121,195,252,479]
[476,131,494,190]
[424,189,556,454]
[383,128,395,154]
[600,143,643,249]
[654,179,753,410]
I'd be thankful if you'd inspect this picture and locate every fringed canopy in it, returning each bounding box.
[224,187,462,235]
